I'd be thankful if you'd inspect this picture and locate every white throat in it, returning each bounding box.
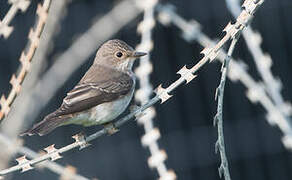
[117,57,135,71]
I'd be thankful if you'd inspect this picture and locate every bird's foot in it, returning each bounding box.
[72,132,91,150]
[129,105,146,119]
[104,123,119,135]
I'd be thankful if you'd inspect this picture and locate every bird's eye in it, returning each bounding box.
[116,52,123,58]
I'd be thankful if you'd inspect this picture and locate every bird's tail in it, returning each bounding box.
[20,112,68,136]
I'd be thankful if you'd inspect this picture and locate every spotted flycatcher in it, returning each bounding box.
[21,39,146,136]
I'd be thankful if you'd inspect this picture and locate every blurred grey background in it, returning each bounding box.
[0,0,292,179]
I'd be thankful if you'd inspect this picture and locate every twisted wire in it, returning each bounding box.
[156,2,292,150]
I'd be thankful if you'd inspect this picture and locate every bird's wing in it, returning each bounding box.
[20,65,134,136]
[54,64,134,117]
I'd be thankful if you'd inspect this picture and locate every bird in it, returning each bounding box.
[21,39,147,136]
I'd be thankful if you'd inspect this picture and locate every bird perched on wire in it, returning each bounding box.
[21,39,147,136]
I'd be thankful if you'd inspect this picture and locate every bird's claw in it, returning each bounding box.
[104,123,119,135]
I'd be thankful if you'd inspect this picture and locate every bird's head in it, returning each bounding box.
[94,39,147,71]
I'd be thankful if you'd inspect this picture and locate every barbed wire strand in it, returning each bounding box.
[156,2,292,150]
[214,37,239,180]
[0,0,31,39]
[4,0,143,135]
[135,0,176,179]
[157,3,249,179]
[1,0,70,138]
[0,0,51,124]
[0,0,51,171]
[0,133,90,180]
[226,0,292,116]
[225,0,292,142]
[0,0,264,178]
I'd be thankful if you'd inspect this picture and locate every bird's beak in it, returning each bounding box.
[132,51,147,58]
